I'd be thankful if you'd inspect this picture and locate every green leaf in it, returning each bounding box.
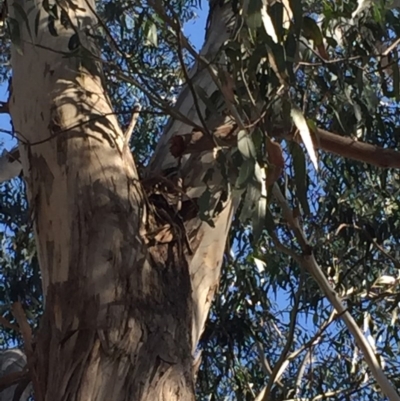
[288,0,303,36]
[291,142,310,215]
[202,168,214,185]
[8,18,23,55]
[264,37,288,85]
[239,182,261,223]
[195,86,219,115]
[356,69,364,95]
[265,209,276,236]
[306,118,318,135]
[392,54,400,100]
[48,4,58,20]
[144,20,158,47]
[48,16,58,37]
[60,9,70,29]
[198,189,215,227]
[331,105,347,133]
[302,16,323,46]
[313,311,319,326]
[235,159,255,189]
[372,4,383,24]
[285,31,297,82]
[252,194,267,242]
[68,33,80,50]
[261,3,278,43]
[12,2,33,42]
[291,107,318,170]
[249,129,262,158]
[246,0,263,29]
[42,0,50,13]
[34,10,40,37]
[267,1,284,42]
[237,129,256,160]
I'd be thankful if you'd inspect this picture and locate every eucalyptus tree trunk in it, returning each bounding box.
[8,0,237,400]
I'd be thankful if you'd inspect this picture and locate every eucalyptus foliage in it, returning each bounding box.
[1,0,400,400]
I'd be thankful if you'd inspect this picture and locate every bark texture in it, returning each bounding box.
[149,0,237,351]
[9,0,196,399]
[8,0,241,399]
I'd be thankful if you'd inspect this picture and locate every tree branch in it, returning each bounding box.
[262,272,304,401]
[3,122,399,185]
[271,184,400,401]
[124,104,141,147]
[174,124,400,169]
[312,128,400,169]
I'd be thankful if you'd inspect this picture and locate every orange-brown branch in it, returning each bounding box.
[173,125,400,169]
[314,128,400,168]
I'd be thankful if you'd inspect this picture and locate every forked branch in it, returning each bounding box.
[271,184,400,401]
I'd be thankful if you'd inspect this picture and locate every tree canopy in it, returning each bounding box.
[1,0,400,400]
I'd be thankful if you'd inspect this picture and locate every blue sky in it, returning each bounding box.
[0,85,13,151]
[184,2,209,50]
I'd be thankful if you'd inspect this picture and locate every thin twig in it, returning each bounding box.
[336,223,400,269]
[255,341,284,388]
[115,70,205,133]
[297,36,400,68]
[262,272,305,401]
[287,309,340,361]
[0,315,19,332]
[382,37,400,56]
[175,25,212,137]
[148,0,247,132]
[271,184,400,401]
[124,104,141,147]
[12,302,42,401]
[85,0,194,136]
[295,348,313,396]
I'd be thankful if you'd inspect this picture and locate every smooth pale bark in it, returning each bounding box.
[148,0,237,351]
[9,0,192,400]
[8,0,238,400]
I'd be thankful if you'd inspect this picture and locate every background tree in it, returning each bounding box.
[0,0,400,400]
